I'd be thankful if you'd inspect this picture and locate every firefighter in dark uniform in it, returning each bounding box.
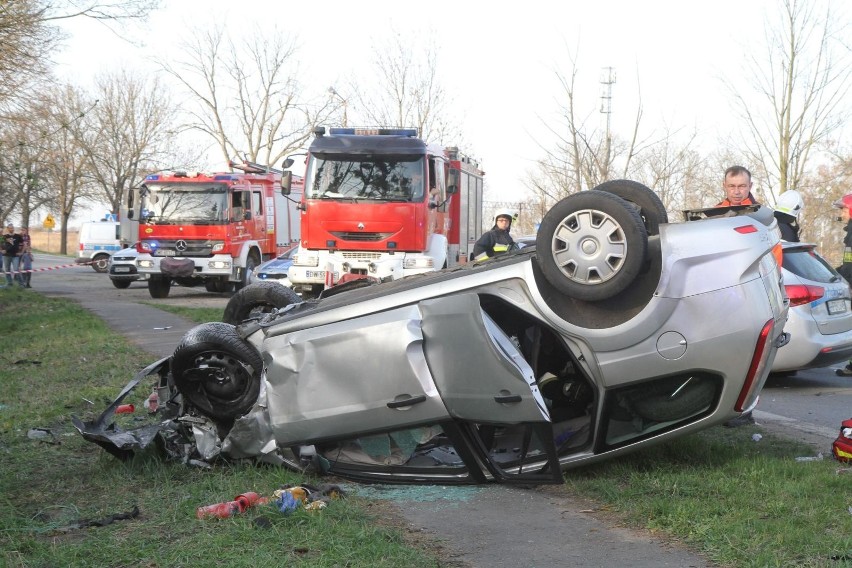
[473,210,516,261]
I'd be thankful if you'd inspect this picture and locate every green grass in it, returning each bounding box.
[0,289,443,568]
[564,427,852,567]
[2,288,851,567]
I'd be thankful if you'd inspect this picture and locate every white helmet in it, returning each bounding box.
[494,209,517,224]
[776,190,804,219]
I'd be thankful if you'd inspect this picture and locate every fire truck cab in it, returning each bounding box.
[283,127,484,298]
[124,163,302,298]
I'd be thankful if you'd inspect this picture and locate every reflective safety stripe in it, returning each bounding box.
[493,244,510,253]
[474,252,490,262]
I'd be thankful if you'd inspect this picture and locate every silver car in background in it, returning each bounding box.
[77,180,789,485]
[771,242,852,374]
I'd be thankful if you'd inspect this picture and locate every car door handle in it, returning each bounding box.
[387,395,427,408]
[494,394,523,403]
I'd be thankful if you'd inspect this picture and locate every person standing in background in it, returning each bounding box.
[20,226,33,288]
[3,223,24,287]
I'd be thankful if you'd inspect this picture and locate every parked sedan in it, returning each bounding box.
[76,181,789,485]
[770,242,852,373]
[107,244,146,289]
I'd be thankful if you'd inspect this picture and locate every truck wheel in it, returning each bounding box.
[111,279,132,289]
[592,180,668,236]
[170,322,262,421]
[148,276,172,298]
[536,190,648,301]
[205,278,230,293]
[223,281,302,324]
[92,254,110,273]
[233,253,260,292]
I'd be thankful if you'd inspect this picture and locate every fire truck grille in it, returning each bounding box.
[153,240,217,257]
[330,232,393,242]
[341,252,382,260]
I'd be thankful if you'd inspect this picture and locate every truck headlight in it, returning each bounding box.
[208,261,231,269]
[211,242,225,253]
[293,253,319,267]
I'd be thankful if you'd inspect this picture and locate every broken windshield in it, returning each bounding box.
[305,156,425,201]
[141,183,229,225]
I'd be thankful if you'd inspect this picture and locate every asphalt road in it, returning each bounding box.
[17,253,850,568]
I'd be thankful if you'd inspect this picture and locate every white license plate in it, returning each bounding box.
[828,299,847,314]
[155,250,176,256]
[113,266,131,273]
[306,270,326,278]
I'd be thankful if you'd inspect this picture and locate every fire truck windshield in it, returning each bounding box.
[305,156,425,202]
[141,183,229,225]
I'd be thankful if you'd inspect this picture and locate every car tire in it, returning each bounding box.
[170,322,262,421]
[592,179,668,236]
[111,279,132,289]
[223,281,302,324]
[92,254,110,273]
[536,190,648,301]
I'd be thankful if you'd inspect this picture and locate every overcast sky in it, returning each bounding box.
[54,0,847,217]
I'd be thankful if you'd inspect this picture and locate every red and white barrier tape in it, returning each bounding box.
[3,261,96,275]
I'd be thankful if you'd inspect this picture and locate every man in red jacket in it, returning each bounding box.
[717,165,759,206]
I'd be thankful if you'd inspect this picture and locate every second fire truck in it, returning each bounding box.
[283,127,485,297]
[121,161,303,298]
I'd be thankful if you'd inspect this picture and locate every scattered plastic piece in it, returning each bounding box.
[153,326,173,330]
[27,428,50,440]
[751,433,762,442]
[197,491,269,519]
[795,452,824,462]
[115,404,135,414]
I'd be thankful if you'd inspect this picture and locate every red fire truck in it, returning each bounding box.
[122,161,303,298]
[282,127,484,298]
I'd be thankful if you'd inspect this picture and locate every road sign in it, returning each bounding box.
[43,214,55,230]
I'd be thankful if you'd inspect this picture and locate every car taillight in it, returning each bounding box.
[784,284,824,307]
[771,242,783,269]
[735,318,776,412]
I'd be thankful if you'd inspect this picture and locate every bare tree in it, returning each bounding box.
[352,30,462,145]
[37,84,98,254]
[525,50,648,210]
[0,0,161,111]
[731,0,852,202]
[73,69,180,213]
[162,26,329,169]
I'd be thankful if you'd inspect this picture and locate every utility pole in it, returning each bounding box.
[599,67,616,176]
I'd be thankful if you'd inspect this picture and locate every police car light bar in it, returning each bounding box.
[328,127,418,137]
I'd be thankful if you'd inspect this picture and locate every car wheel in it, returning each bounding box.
[170,322,262,421]
[223,281,302,324]
[92,254,110,273]
[111,279,132,289]
[592,179,668,236]
[536,190,648,301]
[629,377,716,422]
[148,276,172,298]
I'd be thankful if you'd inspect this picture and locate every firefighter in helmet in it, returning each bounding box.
[473,209,516,261]
[774,189,804,242]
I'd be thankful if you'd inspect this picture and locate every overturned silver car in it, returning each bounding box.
[75,181,789,484]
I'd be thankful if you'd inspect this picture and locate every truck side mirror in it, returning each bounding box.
[281,171,292,196]
[447,168,459,195]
